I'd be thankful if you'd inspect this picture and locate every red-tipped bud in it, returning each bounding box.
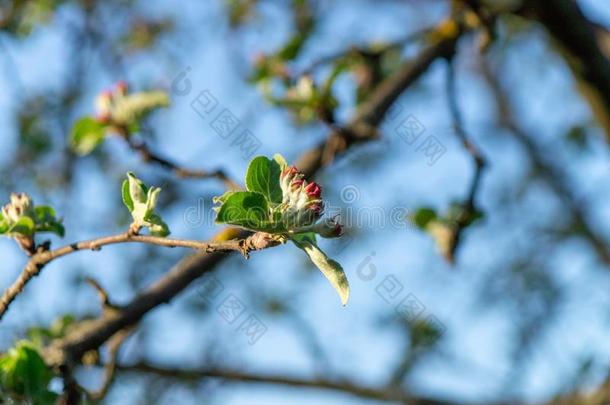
[282,166,298,179]
[305,182,322,199]
[291,179,304,191]
[333,222,343,237]
[309,202,323,214]
[253,52,266,66]
[101,89,112,98]
[115,81,128,95]
[96,112,111,124]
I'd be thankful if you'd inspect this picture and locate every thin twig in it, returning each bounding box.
[298,26,434,77]
[116,362,467,405]
[0,231,279,321]
[480,56,610,265]
[88,328,134,401]
[116,127,240,190]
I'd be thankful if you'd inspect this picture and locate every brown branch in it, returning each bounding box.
[442,55,487,263]
[521,0,610,139]
[117,362,469,405]
[297,26,434,77]
[116,127,240,190]
[480,56,610,265]
[88,328,134,401]
[0,231,280,321]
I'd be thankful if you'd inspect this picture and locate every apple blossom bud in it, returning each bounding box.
[115,81,128,95]
[95,90,113,122]
[305,182,321,199]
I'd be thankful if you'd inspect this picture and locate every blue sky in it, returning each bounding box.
[1,0,610,403]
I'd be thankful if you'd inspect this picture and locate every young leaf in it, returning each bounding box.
[112,91,170,125]
[121,179,134,212]
[147,214,170,237]
[122,173,170,236]
[216,191,272,231]
[292,235,349,306]
[212,191,238,213]
[273,153,288,170]
[69,116,107,156]
[410,207,437,230]
[245,156,283,204]
[34,206,64,237]
[7,217,35,237]
[0,341,56,403]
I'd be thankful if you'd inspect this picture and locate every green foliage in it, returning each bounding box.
[0,193,64,240]
[215,191,275,232]
[410,203,483,263]
[69,116,107,156]
[225,0,258,27]
[69,87,170,156]
[119,18,175,53]
[409,317,444,350]
[291,233,349,305]
[27,315,76,347]
[122,173,170,236]
[1,0,66,37]
[0,341,58,405]
[214,154,349,305]
[410,207,438,230]
[245,156,284,205]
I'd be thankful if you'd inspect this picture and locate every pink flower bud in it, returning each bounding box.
[305,182,322,199]
[96,112,111,123]
[282,166,298,179]
[332,222,343,237]
[309,202,323,214]
[291,179,304,191]
[115,81,128,95]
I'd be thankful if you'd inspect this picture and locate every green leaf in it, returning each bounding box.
[7,216,35,237]
[411,207,437,230]
[33,206,56,222]
[245,156,283,204]
[212,191,238,211]
[292,236,349,306]
[0,341,56,403]
[273,153,288,170]
[122,173,170,236]
[0,213,8,234]
[122,179,134,212]
[127,172,148,204]
[215,191,272,230]
[34,206,64,237]
[147,214,170,237]
[69,116,107,156]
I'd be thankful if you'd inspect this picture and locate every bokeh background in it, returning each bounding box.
[1,0,610,404]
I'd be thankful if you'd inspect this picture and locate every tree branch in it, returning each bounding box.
[521,0,610,139]
[480,56,610,265]
[116,127,240,190]
[0,231,280,321]
[442,54,487,263]
[117,362,469,405]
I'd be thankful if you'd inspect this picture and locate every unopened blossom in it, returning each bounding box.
[94,82,130,123]
[2,193,34,225]
[280,165,324,228]
[95,90,113,123]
